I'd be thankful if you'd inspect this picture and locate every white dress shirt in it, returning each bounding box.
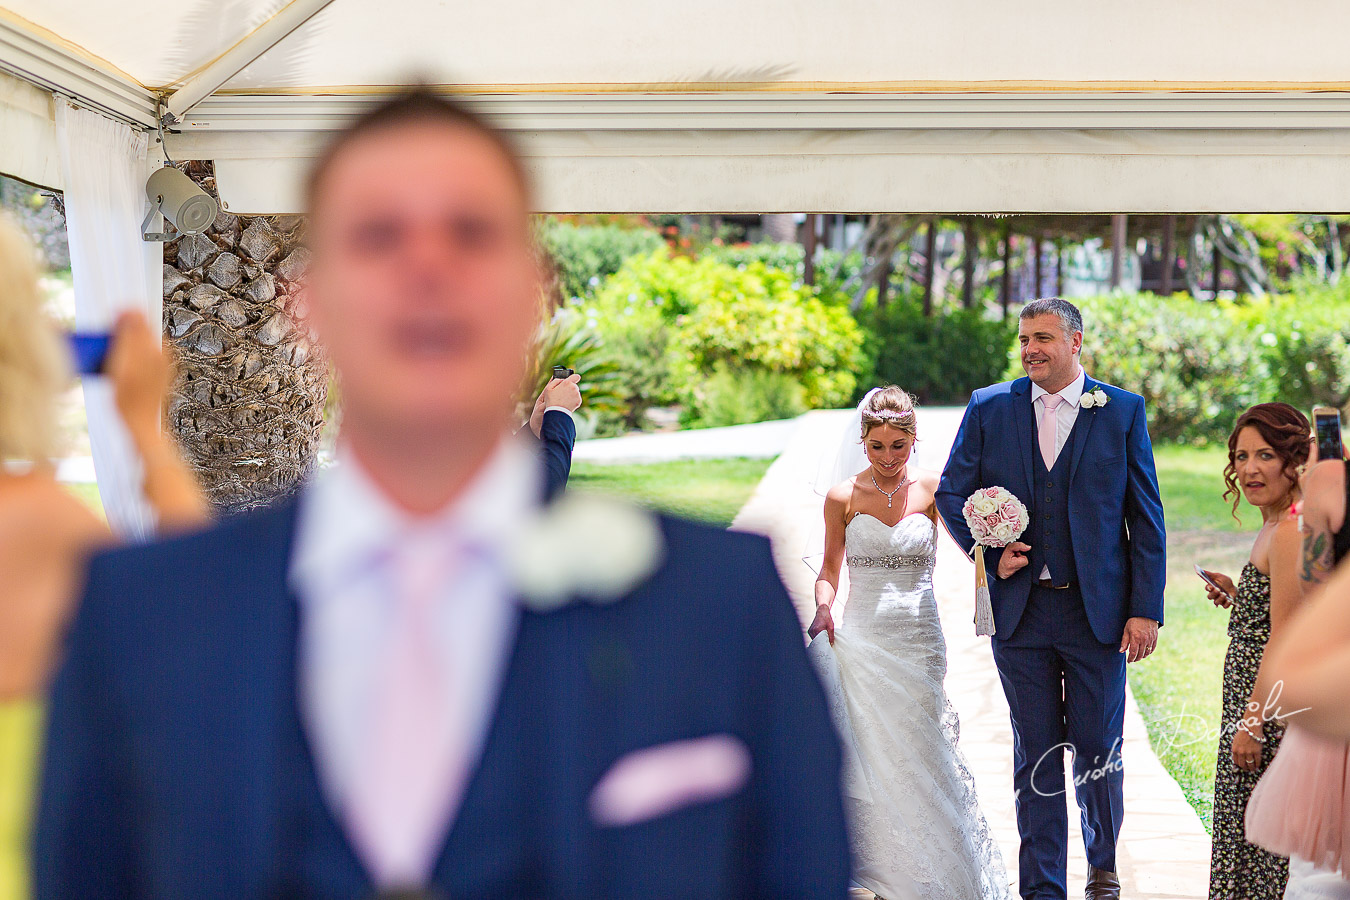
[288,437,540,830]
[1030,366,1086,579]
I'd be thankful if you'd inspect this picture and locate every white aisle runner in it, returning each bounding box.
[731,408,1210,899]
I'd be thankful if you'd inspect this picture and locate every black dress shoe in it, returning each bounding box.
[1085,864,1121,900]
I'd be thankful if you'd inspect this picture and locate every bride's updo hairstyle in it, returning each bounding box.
[860,386,918,439]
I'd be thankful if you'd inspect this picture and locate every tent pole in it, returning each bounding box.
[162,0,339,124]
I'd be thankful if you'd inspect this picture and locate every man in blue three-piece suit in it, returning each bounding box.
[936,298,1166,900]
[34,89,850,899]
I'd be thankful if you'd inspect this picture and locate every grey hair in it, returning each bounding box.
[1020,297,1083,339]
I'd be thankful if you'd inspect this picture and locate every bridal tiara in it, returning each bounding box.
[865,409,916,421]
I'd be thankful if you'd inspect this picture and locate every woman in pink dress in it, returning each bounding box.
[1247,453,1350,898]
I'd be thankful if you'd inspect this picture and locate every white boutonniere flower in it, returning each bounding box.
[507,492,666,612]
[1080,387,1110,409]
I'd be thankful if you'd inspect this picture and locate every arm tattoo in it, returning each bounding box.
[1301,528,1335,587]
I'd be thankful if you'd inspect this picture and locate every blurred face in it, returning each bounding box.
[1234,426,1296,509]
[1019,313,1082,390]
[864,423,914,478]
[304,122,540,443]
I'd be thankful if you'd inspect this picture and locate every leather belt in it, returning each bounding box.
[1034,578,1075,590]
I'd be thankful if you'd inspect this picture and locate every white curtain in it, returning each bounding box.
[55,102,158,539]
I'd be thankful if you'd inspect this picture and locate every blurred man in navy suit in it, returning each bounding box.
[35,89,849,899]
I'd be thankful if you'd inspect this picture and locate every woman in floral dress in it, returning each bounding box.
[1201,404,1310,899]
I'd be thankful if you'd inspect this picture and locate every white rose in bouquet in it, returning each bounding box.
[970,494,999,517]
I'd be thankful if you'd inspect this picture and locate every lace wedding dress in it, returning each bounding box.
[810,512,1010,900]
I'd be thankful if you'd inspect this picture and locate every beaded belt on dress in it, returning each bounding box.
[847,553,936,570]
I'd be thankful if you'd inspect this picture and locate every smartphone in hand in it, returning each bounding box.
[1195,564,1233,601]
[1313,407,1345,461]
[68,333,112,376]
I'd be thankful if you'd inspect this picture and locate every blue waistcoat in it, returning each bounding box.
[1029,439,1079,586]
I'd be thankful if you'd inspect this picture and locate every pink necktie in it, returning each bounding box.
[347,534,464,889]
[1039,393,1063,469]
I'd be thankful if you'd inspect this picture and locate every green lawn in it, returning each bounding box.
[1149,443,1253,533]
[1130,441,1254,831]
[569,457,773,528]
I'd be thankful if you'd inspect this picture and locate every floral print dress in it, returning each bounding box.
[1208,563,1289,899]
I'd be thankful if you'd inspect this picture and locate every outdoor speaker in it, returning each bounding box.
[144,166,218,237]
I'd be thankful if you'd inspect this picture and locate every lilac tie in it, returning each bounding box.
[348,533,465,888]
[1039,393,1063,469]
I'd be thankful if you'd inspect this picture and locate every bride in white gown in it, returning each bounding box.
[807,386,1010,900]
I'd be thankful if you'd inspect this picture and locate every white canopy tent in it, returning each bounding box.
[3,0,1350,214]
[3,0,1350,529]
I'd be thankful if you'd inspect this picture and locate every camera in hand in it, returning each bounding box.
[1314,406,1345,461]
[552,365,575,380]
[68,332,112,376]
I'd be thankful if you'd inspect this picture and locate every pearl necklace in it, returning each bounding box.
[870,471,910,508]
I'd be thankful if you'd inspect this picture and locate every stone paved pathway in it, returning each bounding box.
[732,408,1211,899]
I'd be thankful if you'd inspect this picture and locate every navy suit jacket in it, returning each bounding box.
[935,375,1166,644]
[537,409,576,500]
[35,499,848,899]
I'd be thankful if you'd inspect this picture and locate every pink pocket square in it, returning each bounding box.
[588,733,753,827]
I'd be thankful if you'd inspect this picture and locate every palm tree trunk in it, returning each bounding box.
[162,161,328,512]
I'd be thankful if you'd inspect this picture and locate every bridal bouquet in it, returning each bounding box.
[962,487,1029,637]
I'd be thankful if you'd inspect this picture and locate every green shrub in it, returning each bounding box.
[704,244,865,306]
[705,241,804,273]
[688,364,808,428]
[1053,289,1350,443]
[864,299,1018,406]
[1225,280,1350,414]
[538,220,664,301]
[1074,293,1274,443]
[569,254,680,432]
[670,260,864,415]
[579,248,866,430]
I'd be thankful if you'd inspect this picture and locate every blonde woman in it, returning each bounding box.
[0,216,207,895]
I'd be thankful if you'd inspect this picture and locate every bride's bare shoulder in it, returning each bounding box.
[910,467,942,490]
[824,479,855,509]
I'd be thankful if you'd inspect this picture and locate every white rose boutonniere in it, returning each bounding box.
[507,492,666,612]
[1080,387,1110,409]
